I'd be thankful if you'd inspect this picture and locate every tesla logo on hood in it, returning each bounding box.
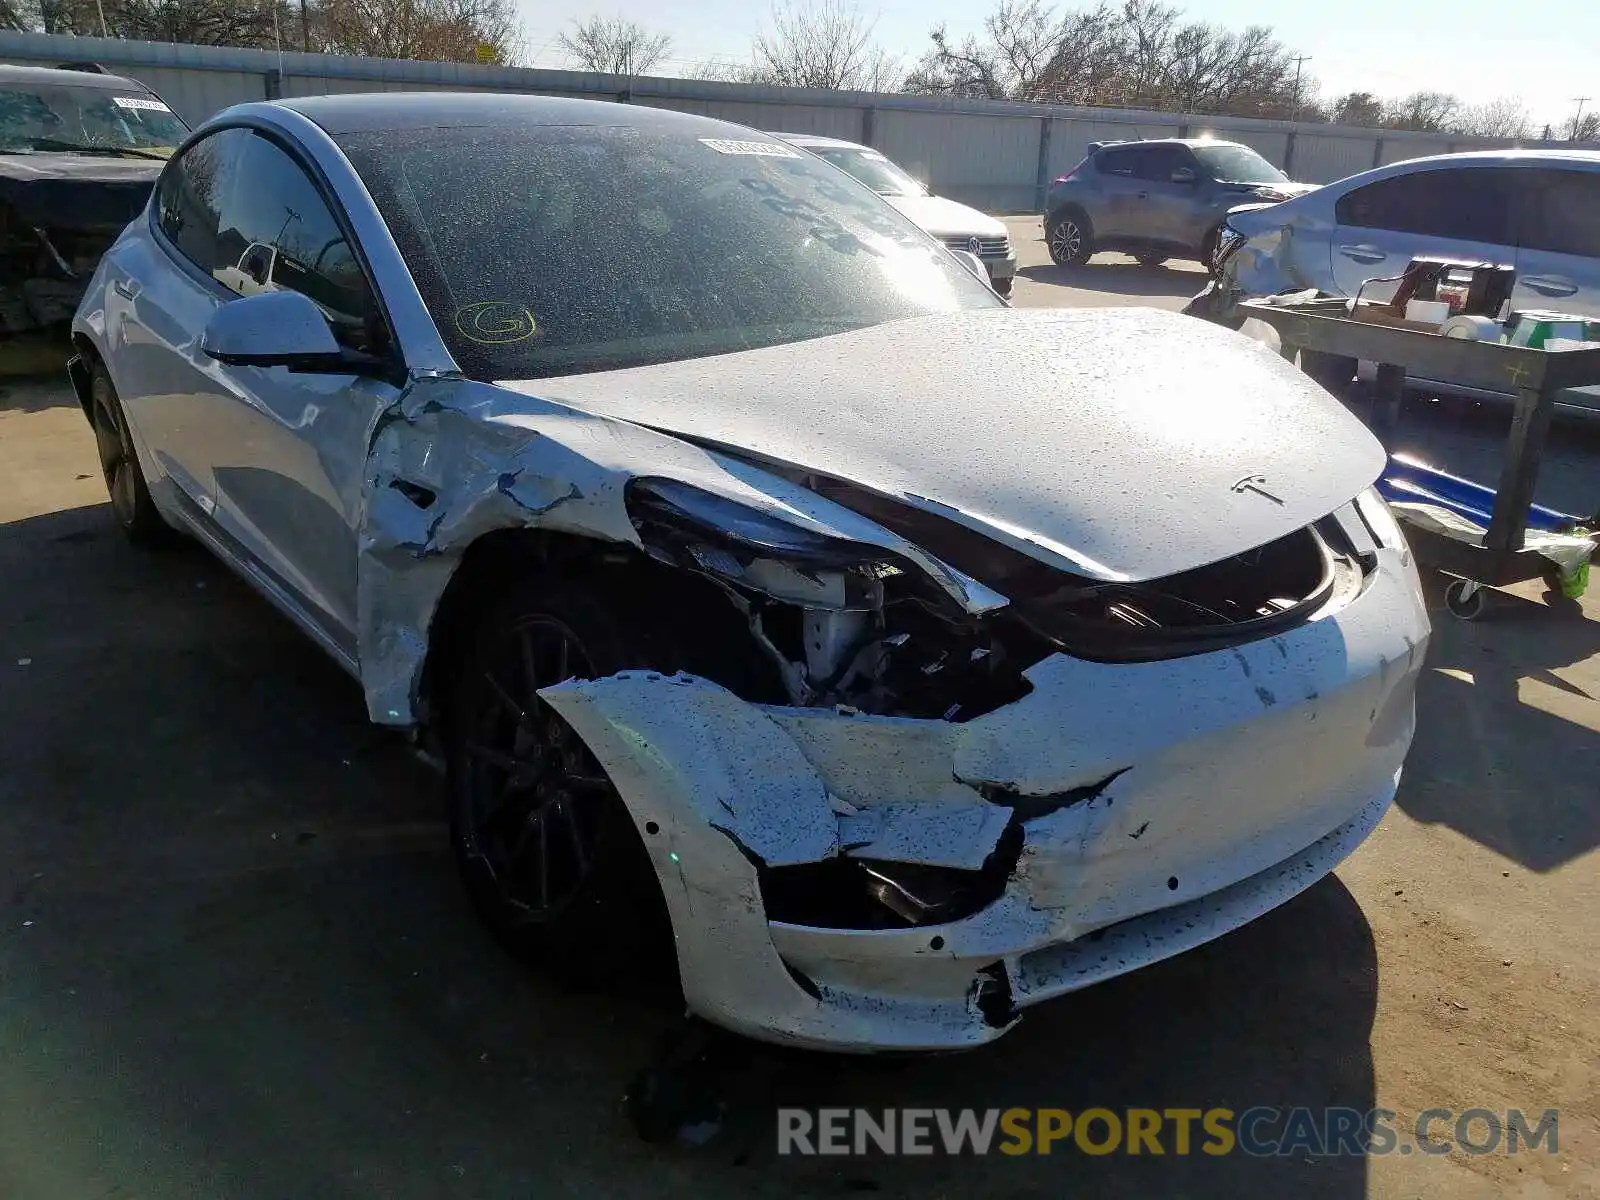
[1231,474,1285,504]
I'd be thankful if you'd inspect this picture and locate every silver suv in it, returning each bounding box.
[1044,138,1316,268]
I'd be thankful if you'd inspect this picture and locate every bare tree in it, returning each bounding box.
[557,15,671,75]
[22,0,296,44]
[313,0,523,62]
[1383,91,1460,132]
[734,0,900,91]
[1563,110,1600,143]
[1329,91,1383,127]
[1453,97,1530,139]
[905,0,1305,116]
[903,0,1124,102]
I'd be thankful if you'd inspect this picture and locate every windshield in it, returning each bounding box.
[814,147,925,197]
[341,125,998,381]
[0,84,188,157]
[1191,143,1287,185]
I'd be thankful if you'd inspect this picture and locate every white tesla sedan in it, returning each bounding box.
[70,92,1428,1052]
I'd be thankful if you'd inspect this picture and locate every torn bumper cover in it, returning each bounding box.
[541,549,1427,1051]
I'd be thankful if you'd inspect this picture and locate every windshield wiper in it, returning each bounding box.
[29,138,168,161]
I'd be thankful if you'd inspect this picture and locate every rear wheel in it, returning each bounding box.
[1045,212,1093,266]
[444,577,673,984]
[88,363,170,545]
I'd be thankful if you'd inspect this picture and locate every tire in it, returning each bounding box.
[992,276,1013,298]
[1045,211,1093,266]
[1299,349,1358,395]
[1444,578,1488,621]
[88,363,170,546]
[1135,253,1168,268]
[444,575,674,985]
[1199,225,1222,269]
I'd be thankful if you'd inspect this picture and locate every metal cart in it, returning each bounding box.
[1239,297,1600,619]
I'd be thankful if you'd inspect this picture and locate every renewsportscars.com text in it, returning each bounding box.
[776,1106,1559,1157]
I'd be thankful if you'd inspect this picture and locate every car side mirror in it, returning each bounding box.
[202,290,352,372]
[1171,166,1197,184]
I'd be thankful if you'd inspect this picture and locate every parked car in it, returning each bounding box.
[0,62,189,336]
[1044,137,1317,268]
[1188,148,1600,414]
[772,131,1016,296]
[72,92,1428,1054]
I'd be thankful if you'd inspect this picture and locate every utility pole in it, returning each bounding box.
[300,0,309,52]
[1290,55,1311,124]
[1571,97,1592,142]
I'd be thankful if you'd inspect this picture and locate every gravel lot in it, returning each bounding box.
[0,220,1596,1198]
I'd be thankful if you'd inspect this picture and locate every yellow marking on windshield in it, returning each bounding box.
[455,301,537,344]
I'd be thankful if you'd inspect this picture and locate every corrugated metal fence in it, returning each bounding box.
[0,31,1545,211]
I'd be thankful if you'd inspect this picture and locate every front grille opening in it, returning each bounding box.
[780,471,1353,667]
[1022,526,1341,661]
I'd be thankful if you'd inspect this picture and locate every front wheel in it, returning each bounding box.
[1045,213,1092,266]
[992,276,1013,298]
[444,577,673,983]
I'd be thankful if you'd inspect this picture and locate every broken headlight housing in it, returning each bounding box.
[626,477,1043,719]
[626,477,896,609]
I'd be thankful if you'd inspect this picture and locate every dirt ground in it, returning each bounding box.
[2,235,1597,1197]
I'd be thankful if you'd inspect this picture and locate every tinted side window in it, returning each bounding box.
[214,132,381,352]
[1096,146,1138,176]
[156,128,246,275]
[1134,145,1191,181]
[1519,169,1600,259]
[1334,168,1513,244]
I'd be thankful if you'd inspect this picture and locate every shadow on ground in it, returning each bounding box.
[0,503,1377,1199]
[1398,572,1600,871]
[1019,261,1205,299]
[0,376,78,414]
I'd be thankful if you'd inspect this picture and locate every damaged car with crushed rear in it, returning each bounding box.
[71,92,1430,1052]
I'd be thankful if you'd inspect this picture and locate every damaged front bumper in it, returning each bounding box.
[541,548,1428,1052]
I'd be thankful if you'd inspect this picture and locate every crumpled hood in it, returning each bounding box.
[881,192,1008,240]
[504,307,1384,583]
[0,152,162,230]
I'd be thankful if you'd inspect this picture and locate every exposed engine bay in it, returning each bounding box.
[625,470,1369,726]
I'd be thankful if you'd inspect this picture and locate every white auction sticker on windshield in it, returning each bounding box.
[112,96,171,113]
[698,138,799,158]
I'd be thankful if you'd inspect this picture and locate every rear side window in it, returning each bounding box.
[1334,167,1514,244]
[1131,145,1192,181]
[1517,169,1600,259]
[156,127,247,276]
[1096,146,1138,176]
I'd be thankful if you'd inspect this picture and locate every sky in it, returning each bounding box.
[514,0,1597,130]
